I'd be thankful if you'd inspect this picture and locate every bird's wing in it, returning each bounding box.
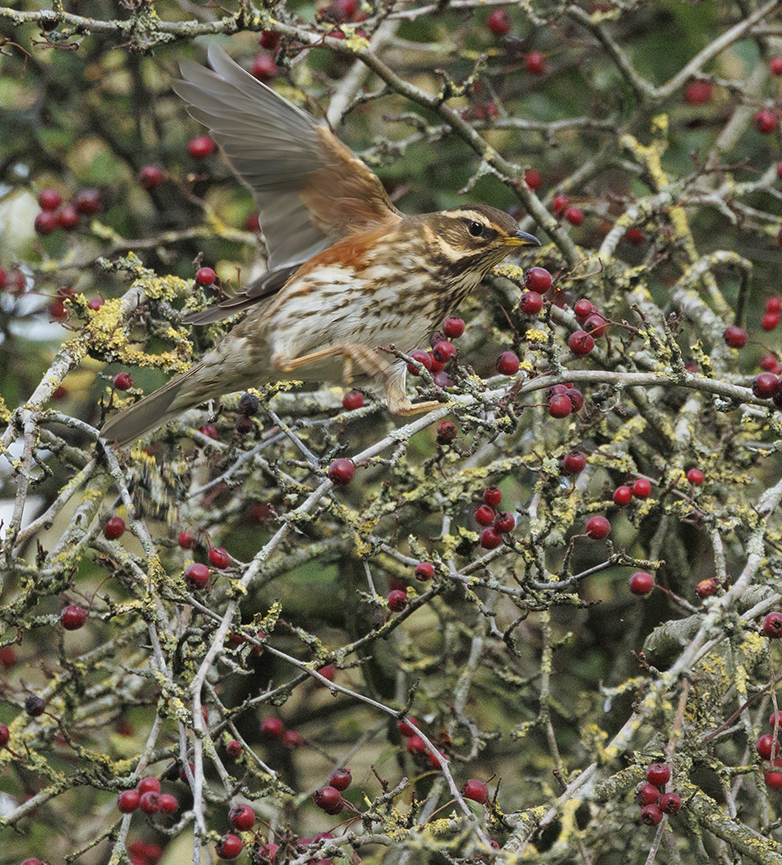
[174,44,401,289]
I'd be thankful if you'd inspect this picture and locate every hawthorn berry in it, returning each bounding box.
[226,740,243,758]
[565,387,584,411]
[259,30,280,50]
[552,194,570,214]
[628,572,654,596]
[406,734,427,754]
[548,394,572,417]
[462,779,489,804]
[565,207,584,226]
[443,317,465,338]
[216,833,244,859]
[432,340,456,364]
[184,563,210,589]
[397,717,419,737]
[764,612,782,638]
[695,578,717,598]
[763,312,780,331]
[632,478,652,499]
[686,468,705,486]
[562,451,586,474]
[519,290,543,315]
[73,188,101,215]
[21,860,44,865]
[178,530,197,549]
[771,711,782,729]
[252,54,277,82]
[568,330,594,356]
[261,717,284,738]
[436,421,458,443]
[342,390,363,410]
[494,511,515,533]
[387,589,408,611]
[484,486,502,506]
[574,299,594,321]
[724,325,747,348]
[208,547,230,568]
[415,562,435,581]
[757,734,781,760]
[328,458,355,486]
[753,373,779,398]
[635,783,660,805]
[754,109,778,134]
[407,349,432,375]
[659,792,681,814]
[525,52,547,76]
[585,515,610,539]
[640,804,663,825]
[626,227,645,245]
[613,486,632,506]
[25,695,45,716]
[646,762,671,787]
[138,791,162,813]
[486,8,511,36]
[477,504,497,528]
[195,267,216,286]
[88,297,104,311]
[61,605,87,630]
[34,211,58,236]
[313,785,343,814]
[479,527,503,549]
[187,136,216,158]
[229,803,256,831]
[0,724,9,748]
[137,776,161,794]
[158,794,178,814]
[118,789,140,812]
[138,165,166,190]
[525,267,553,293]
[766,770,782,789]
[56,205,80,230]
[496,351,520,376]
[38,188,62,211]
[685,80,712,105]
[329,767,352,791]
[282,729,303,749]
[317,664,336,681]
[113,372,133,391]
[584,313,608,338]
[525,168,542,190]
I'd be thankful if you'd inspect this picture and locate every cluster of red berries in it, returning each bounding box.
[313,766,352,815]
[475,485,515,549]
[397,716,444,769]
[33,187,102,237]
[406,315,465,389]
[551,194,584,226]
[635,762,681,825]
[545,383,585,419]
[117,775,178,816]
[758,712,782,788]
[260,716,304,750]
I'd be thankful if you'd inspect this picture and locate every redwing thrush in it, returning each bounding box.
[100,45,540,446]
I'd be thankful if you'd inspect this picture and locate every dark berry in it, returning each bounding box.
[313,785,343,814]
[252,54,277,82]
[548,395,572,417]
[584,313,608,338]
[475,504,495,526]
[0,724,9,747]
[757,734,781,759]
[479,527,503,549]
[771,711,782,729]
[397,717,419,737]
[626,228,645,245]
[565,207,584,226]
[640,804,663,825]
[635,783,660,805]
[436,421,458,443]
[184,563,210,589]
[753,373,779,398]
[525,267,553,293]
[568,330,594,355]
[496,351,520,375]
[525,168,542,189]
[35,211,58,236]
[216,833,244,859]
[552,194,570,214]
[484,486,502,507]
[137,776,161,794]
[226,740,243,758]
[462,779,489,803]
[159,793,178,813]
[585,515,610,539]
[695,578,717,598]
[432,340,456,364]
[407,349,432,375]
[113,372,133,391]
[763,312,780,331]
[73,188,101,215]
[387,589,408,611]
[328,458,355,486]
[754,109,778,134]
[562,451,586,474]
[493,511,515,534]
[328,767,352,791]
[766,770,782,789]
[415,562,435,581]
[724,325,747,348]
[574,299,594,322]
[60,605,88,630]
[646,762,671,787]
[685,80,712,105]
[259,30,280,50]
[56,205,80,230]
[104,516,126,540]
[229,803,256,831]
[565,387,584,411]
[765,612,782,638]
[628,572,654,596]
[659,792,681,814]
[282,729,303,749]
[519,290,543,315]
[23,695,45,716]
[442,317,465,338]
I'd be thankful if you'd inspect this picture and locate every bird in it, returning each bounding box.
[99,44,540,447]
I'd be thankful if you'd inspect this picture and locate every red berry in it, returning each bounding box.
[35,210,58,236]
[317,664,336,681]
[0,649,14,671]
[771,711,782,729]
[73,188,102,215]
[475,504,495,526]
[767,297,782,314]
[613,486,632,506]
[462,778,489,803]
[406,734,427,754]
[38,188,62,211]
[562,451,586,474]
[684,80,712,105]
[328,767,352,791]
[757,733,781,759]
[765,612,782,638]
[138,791,162,813]
[635,783,660,806]
[525,266,553,293]
[493,511,515,534]
[387,589,408,611]
[208,547,230,568]
[104,516,126,540]
[625,227,645,245]
[640,804,663,825]
[519,290,543,315]
[187,136,216,158]
[585,515,610,539]
[415,562,435,581]
[397,717,419,737]
[283,729,303,749]
[548,394,572,417]
[25,695,45,716]
[632,478,652,499]
[686,468,705,486]
[195,267,216,286]
[178,530,197,549]
[568,330,594,355]
[646,762,671,787]
[484,486,502,507]
[766,770,782,789]
[565,387,584,411]
[138,165,166,190]
[524,168,542,190]
[88,297,104,311]
[226,740,243,758]
[496,351,520,375]
[137,776,161,794]
[565,207,584,226]
[695,578,717,598]
[479,526,503,549]
[259,30,280,50]
[754,109,778,134]
[252,54,277,81]
[552,194,570,214]
[773,58,782,76]
[574,298,594,321]
[113,372,134,391]
[763,312,780,331]
[436,420,458,443]
[216,833,244,859]
[342,390,364,410]
[60,604,87,630]
[328,458,355,486]
[442,317,465,338]
[57,207,80,229]
[229,803,256,831]
[313,785,343,814]
[159,793,178,813]
[432,340,456,364]
[486,8,511,36]
[628,571,654,596]
[261,717,284,738]
[760,354,780,372]
[184,562,210,589]
[753,372,779,398]
[525,52,547,76]
[118,789,140,812]
[583,313,608,338]
[407,349,433,376]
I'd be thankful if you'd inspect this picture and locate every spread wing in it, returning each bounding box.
[174,44,401,322]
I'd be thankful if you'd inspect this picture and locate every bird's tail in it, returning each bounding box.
[100,362,212,448]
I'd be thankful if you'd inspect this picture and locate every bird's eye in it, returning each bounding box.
[468,221,484,237]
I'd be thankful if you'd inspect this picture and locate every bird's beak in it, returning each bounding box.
[503,230,541,248]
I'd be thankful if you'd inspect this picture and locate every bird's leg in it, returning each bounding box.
[382,362,443,417]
